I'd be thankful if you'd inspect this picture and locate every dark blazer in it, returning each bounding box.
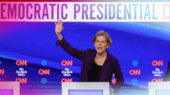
[56,38,124,93]
[163,61,170,81]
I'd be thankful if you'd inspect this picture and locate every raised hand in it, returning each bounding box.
[55,19,64,34]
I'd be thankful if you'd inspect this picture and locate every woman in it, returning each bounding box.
[55,19,124,94]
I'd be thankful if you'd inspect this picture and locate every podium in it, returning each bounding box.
[0,81,20,95]
[149,82,170,95]
[62,82,112,95]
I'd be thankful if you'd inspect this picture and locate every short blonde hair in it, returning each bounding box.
[93,30,112,48]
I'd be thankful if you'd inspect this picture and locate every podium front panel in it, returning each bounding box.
[62,82,111,95]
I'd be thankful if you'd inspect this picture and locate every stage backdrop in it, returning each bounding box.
[0,1,170,95]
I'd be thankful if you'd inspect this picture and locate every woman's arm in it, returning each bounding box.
[56,33,63,41]
[111,59,124,94]
[55,19,85,61]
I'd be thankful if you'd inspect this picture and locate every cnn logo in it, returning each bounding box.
[38,69,50,75]
[61,60,73,66]
[16,60,27,66]
[152,60,163,66]
[15,78,27,84]
[129,69,141,75]
[61,78,73,82]
[152,78,163,82]
[0,69,4,75]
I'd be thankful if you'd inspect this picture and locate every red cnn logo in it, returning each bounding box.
[152,60,163,66]
[112,78,116,84]
[61,78,73,82]
[16,60,27,66]
[0,69,4,75]
[61,60,73,66]
[129,69,141,75]
[15,78,27,84]
[38,69,50,75]
[152,78,163,82]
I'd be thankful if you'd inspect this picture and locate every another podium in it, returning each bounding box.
[0,81,20,95]
[149,82,170,95]
[62,82,112,95]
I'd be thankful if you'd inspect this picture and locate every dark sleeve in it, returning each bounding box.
[163,61,170,81]
[56,38,85,61]
[111,59,124,94]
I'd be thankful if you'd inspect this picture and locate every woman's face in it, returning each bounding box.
[94,35,109,54]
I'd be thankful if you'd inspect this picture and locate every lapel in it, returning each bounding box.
[88,49,112,71]
[101,49,112,71]
[88,50,96,69]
